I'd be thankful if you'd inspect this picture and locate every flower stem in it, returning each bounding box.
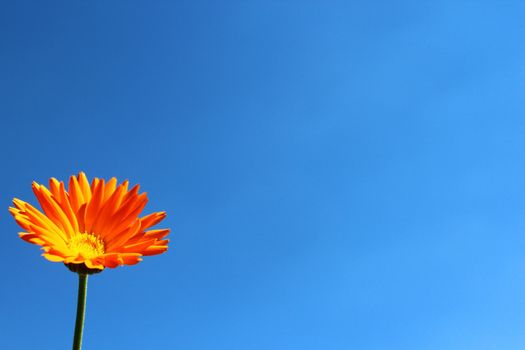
[72,274,88,350]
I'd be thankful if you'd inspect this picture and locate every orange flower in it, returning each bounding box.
[9,172,169,273]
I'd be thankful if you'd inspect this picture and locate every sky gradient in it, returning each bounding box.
[2,1,525,349]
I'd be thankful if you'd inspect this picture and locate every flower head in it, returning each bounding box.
[9,172,169,273]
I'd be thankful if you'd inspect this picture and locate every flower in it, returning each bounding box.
[9,172,169,273]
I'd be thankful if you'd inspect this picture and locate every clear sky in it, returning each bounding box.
[2,1,525,349]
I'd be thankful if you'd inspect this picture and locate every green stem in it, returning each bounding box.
[72,274,88,350]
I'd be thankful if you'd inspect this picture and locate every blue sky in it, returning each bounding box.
[2,1,525,349]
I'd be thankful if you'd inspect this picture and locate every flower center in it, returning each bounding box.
[68,233,105,259]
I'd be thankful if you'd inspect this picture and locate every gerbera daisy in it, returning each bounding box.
[9,172,169,274]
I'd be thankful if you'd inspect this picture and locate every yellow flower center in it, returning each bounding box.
[68,233,105,259]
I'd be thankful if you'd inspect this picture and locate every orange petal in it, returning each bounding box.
[27,224,69,251]
[120,238,157,253]
[91,182,128,237]
[124,228,169,246]
[140,212,167,231]
[144,228,170,239]
[68,175,85,213]
[103,177,117,202]
[102,253,121,268]
[103,193,148,241]
[42,253,65,262]
[84,259,104,270]
[77,172,92,203]
[57,181,79,233]
[77,203,88,233]
[32,183,74,239]
[120,253,142,265]
[12,199,64,239]
[142,245,168,256]
[106,218,142,251]
[19,232,46,245]
[48,178,63,202]
[85,179,105,234]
